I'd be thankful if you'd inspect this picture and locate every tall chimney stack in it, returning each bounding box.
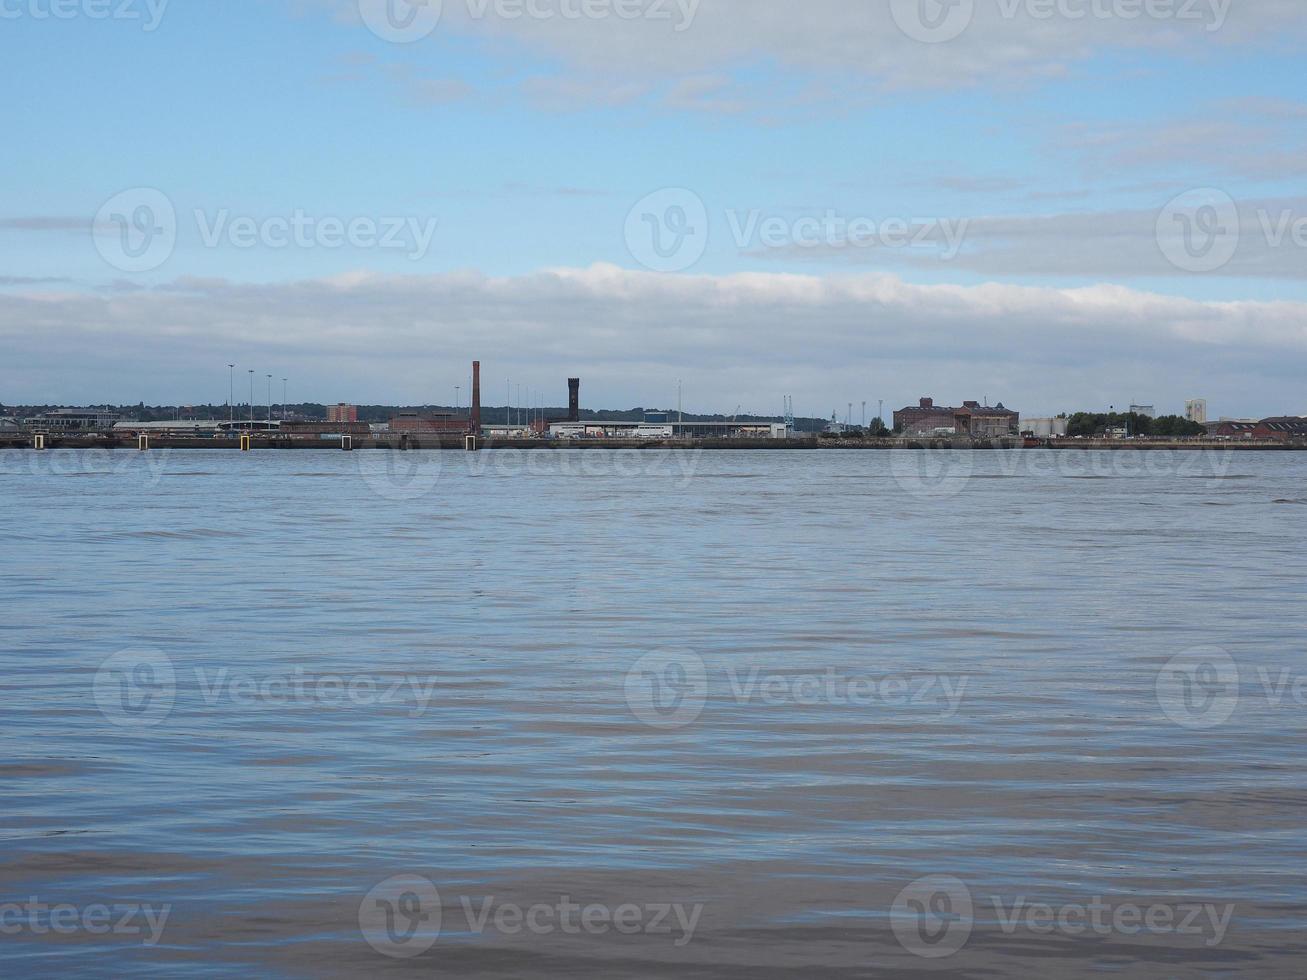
[471,361,482,432]
[568,378,580,422]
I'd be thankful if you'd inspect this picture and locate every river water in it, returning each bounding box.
[2,448,1305,977]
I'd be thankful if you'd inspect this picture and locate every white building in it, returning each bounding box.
[1023,417,1069,438]
[1129,404,1156,419]
[1185,399,1208,424]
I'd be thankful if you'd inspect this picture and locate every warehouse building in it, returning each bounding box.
[894,398,1020,437]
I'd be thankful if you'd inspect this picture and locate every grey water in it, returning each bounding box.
[2,448,1306,978]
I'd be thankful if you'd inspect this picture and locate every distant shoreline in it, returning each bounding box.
[3,435,1305,452]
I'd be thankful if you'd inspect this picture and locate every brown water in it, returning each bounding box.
[2,448,1305,977]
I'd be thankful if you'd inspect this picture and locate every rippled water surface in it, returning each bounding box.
[3,448,1306,978]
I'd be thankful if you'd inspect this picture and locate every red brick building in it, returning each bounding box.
[389,412,471,434]
[1253,417,1307,441]
[894,398,1020,437]
[1211,417,1307,441]
[327,403,359,423]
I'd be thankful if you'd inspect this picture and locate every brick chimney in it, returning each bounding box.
[471,361,481,432]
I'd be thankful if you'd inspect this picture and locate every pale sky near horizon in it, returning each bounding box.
[2,0,1306,418]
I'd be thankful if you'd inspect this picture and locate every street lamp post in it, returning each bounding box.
[282,378,287,421]
[248,370,254,428]
[228,364,234,426]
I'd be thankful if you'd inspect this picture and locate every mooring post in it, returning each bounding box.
[34,433,46,451]
[240,434,252,452]
[342,435,353,451]
[465,435,479,452]
[138,434,149,451]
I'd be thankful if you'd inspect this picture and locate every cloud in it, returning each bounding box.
[0,217,87,232]
[1055,116,1307,182]
[320,0,1307,98]
[2,264,1304,415]
[0,276,70,286]
[733,194,1307,281]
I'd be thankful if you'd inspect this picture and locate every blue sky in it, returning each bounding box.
[2,0,1306,416]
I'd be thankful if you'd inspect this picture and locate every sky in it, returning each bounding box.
[2,0,1306,419]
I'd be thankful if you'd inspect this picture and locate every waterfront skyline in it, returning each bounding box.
[3,3,1307,413]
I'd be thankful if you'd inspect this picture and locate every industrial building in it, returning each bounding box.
[26,408,120,431]
[549,420,791,440]
[894,398,1020,437]
[1210,417,1307,441]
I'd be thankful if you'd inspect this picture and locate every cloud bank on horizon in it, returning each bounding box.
[1,0,1305,415]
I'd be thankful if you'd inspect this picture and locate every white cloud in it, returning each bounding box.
[3,264,1304,415]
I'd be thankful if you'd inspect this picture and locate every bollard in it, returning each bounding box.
[465,435,479,452]
[138,434,150,451]
[341,435,353,451]
[34,433,46,451]
[240,434,252,452]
